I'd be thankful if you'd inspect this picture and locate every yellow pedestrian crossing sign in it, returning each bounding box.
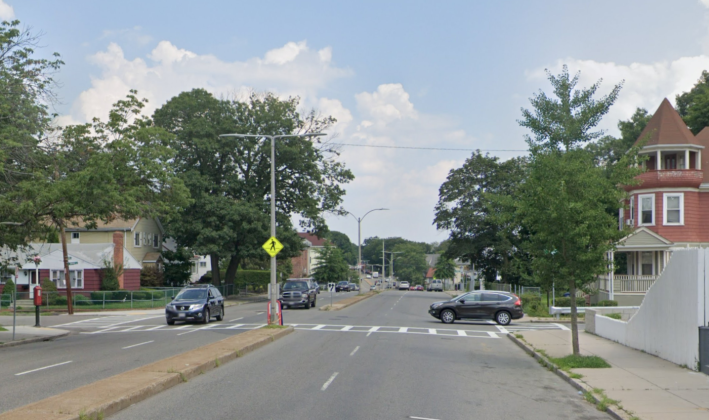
[262,236,284,257]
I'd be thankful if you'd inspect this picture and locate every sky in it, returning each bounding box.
[6,0,709,246]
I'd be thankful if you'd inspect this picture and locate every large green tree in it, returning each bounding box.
[391,242,427,284]
[676,70,709,134]
[517,65,642,355]
[7,92,189,313]
[587,107,653,168]
[153,89,354,286]
[311,244,349,285]
[361,236,430,271]
[433,257,456,280]
[434,152,529,284]
[325,231,357,265]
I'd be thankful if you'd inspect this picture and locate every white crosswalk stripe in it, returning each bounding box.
[54,315,164,329]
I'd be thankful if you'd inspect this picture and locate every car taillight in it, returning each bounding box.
[514,298,521,306]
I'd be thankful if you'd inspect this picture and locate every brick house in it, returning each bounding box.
[290,233,327,278]
[0,231,141,296]
[600,98,708,305]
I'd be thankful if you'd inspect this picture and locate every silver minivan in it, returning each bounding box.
[428,279,443,292]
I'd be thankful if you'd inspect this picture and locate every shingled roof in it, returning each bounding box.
[633,98,700,147]
[298,232,327,247]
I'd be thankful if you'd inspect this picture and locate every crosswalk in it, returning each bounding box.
[60,320,569,339]
[53,315,165,330]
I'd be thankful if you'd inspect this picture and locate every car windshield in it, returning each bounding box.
[284,282,308,290]
[174,289,207,300]
[338,281,348,285]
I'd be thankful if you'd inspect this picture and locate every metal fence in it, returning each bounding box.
[0,284,237,310]
[487,283,512,292]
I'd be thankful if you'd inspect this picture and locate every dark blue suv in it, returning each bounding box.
[165,285,224,325]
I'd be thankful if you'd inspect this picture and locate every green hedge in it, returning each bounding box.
[596,300,618,307]
[554,297,586,307]
[235,270,270,292]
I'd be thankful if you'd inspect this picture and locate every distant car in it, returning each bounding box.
[366,274,372,279]
[416,285,424,291]
[399,281,410,290]
[349,283,360,291]
[336,281,350,292]
[428,291,524,325]
[280,280,317,309]
[165,284,224,325]
[428,279,443,292]
[409,285,416,290]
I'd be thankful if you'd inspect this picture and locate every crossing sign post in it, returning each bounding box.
[262,236,284,258]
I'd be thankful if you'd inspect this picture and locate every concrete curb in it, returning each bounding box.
[0,331,71,349]
[0,326,294,420]
[506,334,631,420]
[319,291,378,311]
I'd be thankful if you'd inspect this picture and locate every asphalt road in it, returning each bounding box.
[0,290,356,413]
[111,290,610,420]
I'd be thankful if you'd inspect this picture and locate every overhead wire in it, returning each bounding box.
[328,143,527,152]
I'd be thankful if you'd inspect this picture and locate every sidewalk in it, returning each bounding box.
[513,329,709,420]
[0,325,70,348]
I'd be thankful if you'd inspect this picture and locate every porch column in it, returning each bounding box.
[685,150,690,169]
[699,150,702,170]
[609,251,614,301]
[656,150,661,169]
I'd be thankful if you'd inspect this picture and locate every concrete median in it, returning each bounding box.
[0,326,293,420]
[319,291,378,311]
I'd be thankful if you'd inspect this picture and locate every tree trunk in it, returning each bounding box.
[223,254,240,286]
[569,278,580,355]
[58,221,74,315]
[210,254,220,286]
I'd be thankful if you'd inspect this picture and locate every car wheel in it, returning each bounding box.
[440,309,456,324]
[496,311,511,326]
[303,300,310,310]
[167,319,175,326]
[202,308,210,324]
[216,306,224,321]
[311,297,316,307]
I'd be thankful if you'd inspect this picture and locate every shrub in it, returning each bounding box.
[140,266,164,287]
[100,262,122,291]
[40,280,60,305]
[554,297,586,307]
[520,293,541,306]
[235,270,270,293]
[1,278,15,307]
[596,300,618,307]
[55,296,68,305]
[604,313,622,320]
[73,294,91,306]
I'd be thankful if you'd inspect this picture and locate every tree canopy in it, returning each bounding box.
[311,244,349,284]
[676,70,709,134]
[325,231,357,265]
[391,242,427,284]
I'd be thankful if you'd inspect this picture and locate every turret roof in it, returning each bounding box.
[633,98,699,147]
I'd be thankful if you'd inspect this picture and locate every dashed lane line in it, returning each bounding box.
[16,361,73,376]
[321,372,339,391]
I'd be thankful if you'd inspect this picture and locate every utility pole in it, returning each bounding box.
[382,240,385,286]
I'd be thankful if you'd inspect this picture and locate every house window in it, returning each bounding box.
[641,252,653,276]
[638,194,654,226]
[199,261,207,268]
[71,232,80,244]
[618,208,624,231]
[153,234,159,248]
[629,196,634,226]
[52,270,83,289]
[663,193,684,225]
[134,232,141,247]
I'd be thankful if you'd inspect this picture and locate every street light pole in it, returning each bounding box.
[344,208,388,293]
[220,132,324,324]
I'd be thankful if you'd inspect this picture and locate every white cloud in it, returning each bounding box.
[526,56,709,134]
[0,0,14,20]
[355,83,417,125]
[700,0,709,8]
[63,40,352,124]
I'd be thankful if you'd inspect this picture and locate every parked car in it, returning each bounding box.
[428,291,523,325]
[336,281,350,292]
[399,281,410,290]
[409,285,416,290]
[415,285,424,291]
[313,281,321,294]
[349,282,360,291]
[280,280,317,309]
[165,284,224,325]
[427,279,444,292]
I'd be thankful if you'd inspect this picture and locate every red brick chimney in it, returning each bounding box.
[113,231,125,289]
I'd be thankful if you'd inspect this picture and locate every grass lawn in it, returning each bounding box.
[548,354,611,370]
[0,325,7,331]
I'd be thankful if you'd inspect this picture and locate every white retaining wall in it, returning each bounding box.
[593,249,709,369]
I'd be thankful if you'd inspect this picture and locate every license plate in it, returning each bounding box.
[178,313,186,318]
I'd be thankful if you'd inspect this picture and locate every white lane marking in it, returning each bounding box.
[229,317,244,322]
[366,326,380,337]
[53,317,104,327]
[321,372,339,391]
[399,327,408,333]
[227,324,245,329]
[89,326,119,334]
[457,330,466,336]
[122,340,154,349]
[256,312,265,315]
[350,346,360,356]
[121,326,142,332]
[341,326,353,331]
[487,331,498,338]
[176,324,218,336]
[172,325,190,330]
[409,416,441,420]
[144,325,165,331]
[496,325,510,334]
[428,329,437,335]
[177,328,201,336]
[16,361,72,376]
[312,325,326,330]
[554,323,570,331]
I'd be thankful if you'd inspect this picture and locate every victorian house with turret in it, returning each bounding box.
[598,98,709,305]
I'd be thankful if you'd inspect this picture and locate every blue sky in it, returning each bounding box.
[6,0,709,244]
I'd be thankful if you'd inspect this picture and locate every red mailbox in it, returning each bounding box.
[33,286,42,306]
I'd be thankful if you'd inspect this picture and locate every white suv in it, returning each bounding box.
[428,279,443,292]
[399,281,410,290]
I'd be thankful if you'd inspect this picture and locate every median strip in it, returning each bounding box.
[0,326,293,420]
[319,291,378,311]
